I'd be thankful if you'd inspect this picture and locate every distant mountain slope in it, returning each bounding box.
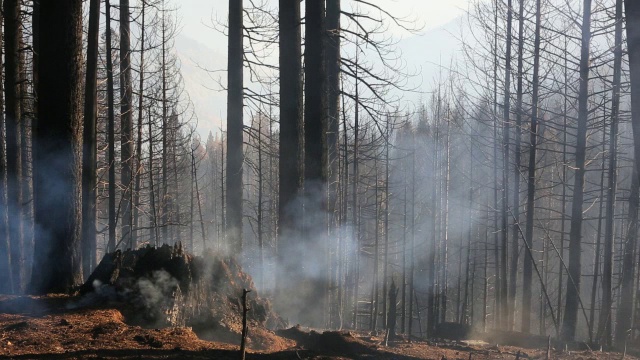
[176,34,226,136]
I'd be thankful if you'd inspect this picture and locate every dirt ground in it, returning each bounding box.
[0,295,635,360]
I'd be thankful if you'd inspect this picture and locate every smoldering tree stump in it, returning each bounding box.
[81,244,283,338]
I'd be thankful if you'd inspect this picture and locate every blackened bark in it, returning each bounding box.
[226,0,244,253]
[30,0,83,294]
[326,0,340,225]
[522,0,541,333]
[303,0,327,327]
[616,0,640,348]
[304,0,327,194]
[500,0,513,330]
[508,0,531,332]
[161,9,168,244]
[105,0,116,252]
[598,0,622,346]
[82,0,101,276]
[562,0,591,341]
[120,0,133,249]
[0,0,10,295]
[510,0,524,331]
[32,0,39,92]
[4,0,23,292]
[277,0,303,306]
[133,0,146,249]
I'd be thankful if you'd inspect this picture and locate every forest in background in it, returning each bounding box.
[3,0,640,351]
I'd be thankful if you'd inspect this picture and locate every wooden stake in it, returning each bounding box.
[546,335,551,360]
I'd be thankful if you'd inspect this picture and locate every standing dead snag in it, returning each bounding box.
[240,289,251,360]
[385,279,398,345]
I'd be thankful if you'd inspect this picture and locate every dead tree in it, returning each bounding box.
[563,0,592,342]
[105,0,117,253]
[0,0,10,295]
[30,0,83,294]
[120,0,134,249]
[522,0,542,333]
[616,0,640,348]
[82,0,101,275]
[226,0,244,253]
[5,0,23,292]
[598,0,622,346]
[500,0,513,331]
[277,0,303,280]
[510,0,525,330]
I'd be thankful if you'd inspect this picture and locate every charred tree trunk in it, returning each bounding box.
[598,0,622,345]
[510,0,525,330]
[133,0,146,248]
[617,0,640,348]
[351,48,361,330]
[326,0,340,236]
[82,0,101,276]
[302,0,327,327]
[304,0,327,207]
[161,9,168,244]
[30,0,83,294]
[148,113,159,246]
[562,0,591,342]
[500,0,513,330]
[522,0,541,333]
[277,0,303,306]
[0,0,10,295]
[226,0,244,254]
[5,0,23,292]
[120,0,133,249]
[105,0,117,252]
[491,0,501,329]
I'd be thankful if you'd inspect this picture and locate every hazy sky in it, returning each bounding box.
[177,0,471,52]
[173,1,473,135]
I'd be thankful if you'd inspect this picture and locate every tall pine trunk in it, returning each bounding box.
[0,0,9,295]
[522,0,541,333]
[4,0,23,292]
[510,0,525,330]
[562,0,592,341]
[226,0,243,254]
[120,0,133,249]
[105,0,116,252]
[598,0,622,345]
[30,0,83,294]
[616,0,640,348]
[82,0,100,275]
[276,0,303,317]
[500,0,513,329]
[133,0,146,248]
[326,0,340,237]
[302,0,327,327]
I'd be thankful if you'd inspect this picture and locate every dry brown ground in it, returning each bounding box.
[0,296,635,360]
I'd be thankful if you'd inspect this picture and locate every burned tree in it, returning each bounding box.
[277,0,303,249]
[4,0,23,292]
[82,0,101,275]
[120,0,134,249]
[563,0,592,342]
[226,0,244,254]
[617,0,640,348]
[30,0,84,294]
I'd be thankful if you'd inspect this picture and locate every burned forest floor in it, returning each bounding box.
[0,295,635,360]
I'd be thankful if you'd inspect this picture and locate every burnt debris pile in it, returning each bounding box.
[80,244,284,343]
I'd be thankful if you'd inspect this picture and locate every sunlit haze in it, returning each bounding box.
[176,1,472,136]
